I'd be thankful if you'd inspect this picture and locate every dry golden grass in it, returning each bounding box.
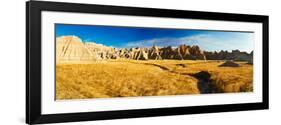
[56,60,200,100]
[147,60,253,93]
[56,60,253,100]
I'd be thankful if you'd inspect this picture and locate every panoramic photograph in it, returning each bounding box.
[55,24,254,100]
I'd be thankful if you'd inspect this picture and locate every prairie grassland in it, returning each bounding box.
[56,60,200,100]
[56,60,253,100]
[145,60,253,92]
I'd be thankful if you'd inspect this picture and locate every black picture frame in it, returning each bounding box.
[26,1,269,124]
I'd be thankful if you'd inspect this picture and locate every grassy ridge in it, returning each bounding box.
[56,60,253,100]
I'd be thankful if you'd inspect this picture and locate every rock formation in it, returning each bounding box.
[56,35,252,63]
[159,44,206,60]
[247,51,253,64]
[56,36,102,62]
[84,42,115,59]
[159,46,176,59]
[219,60,240,67]
[148,45,162,60]
[189,45,206,60]
[136,48,149,60]
[204,49,252,62]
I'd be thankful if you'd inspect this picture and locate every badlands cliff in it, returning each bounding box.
[56,35,253,63]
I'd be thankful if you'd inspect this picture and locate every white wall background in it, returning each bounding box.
[0,0,279,124]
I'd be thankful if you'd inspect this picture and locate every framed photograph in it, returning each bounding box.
[26,1,269,124]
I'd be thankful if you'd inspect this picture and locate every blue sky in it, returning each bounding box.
[56,24,254,53]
